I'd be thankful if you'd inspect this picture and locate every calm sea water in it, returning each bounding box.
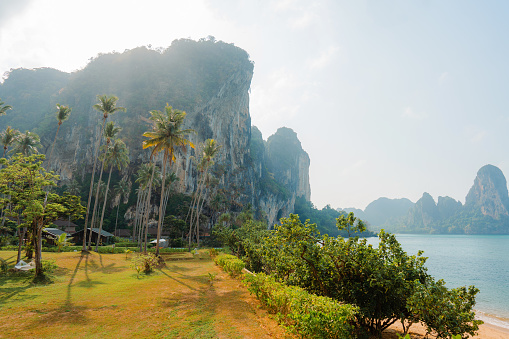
[366,234,509,328]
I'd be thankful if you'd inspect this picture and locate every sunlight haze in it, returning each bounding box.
[1,0,508,210]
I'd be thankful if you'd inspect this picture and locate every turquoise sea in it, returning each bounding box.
[367,234,509,329]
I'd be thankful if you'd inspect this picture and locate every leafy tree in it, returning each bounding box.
[0,154,84,279]
[83,95,125,251]
[142,104,194,256]
[0,126,20,157]
[257,214,481,338]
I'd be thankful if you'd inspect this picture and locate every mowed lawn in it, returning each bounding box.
[0,250,290,339]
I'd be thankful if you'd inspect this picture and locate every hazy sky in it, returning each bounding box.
[1,0,508,210]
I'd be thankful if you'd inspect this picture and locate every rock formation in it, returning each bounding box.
[0,39,311,228]
[465,164,509,219]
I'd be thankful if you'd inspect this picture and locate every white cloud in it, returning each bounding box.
[401,106,427,120]
[438,71,450,85]
[309,45,340,70]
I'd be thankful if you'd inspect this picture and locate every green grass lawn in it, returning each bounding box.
[0,250,290,339]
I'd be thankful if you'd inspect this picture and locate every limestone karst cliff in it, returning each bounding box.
[0,39,311,229]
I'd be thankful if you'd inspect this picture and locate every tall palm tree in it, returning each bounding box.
[0,99,12,116]
[188,139,221,249]
[9,131,42,156]
[0,126,20,157]
[113,178,130,237]
[142,105,194,256]
[88,121,121,249]
[83,95,125,251]
[134,162,160,249]
[47,104,72,166]
[95,139,129,251]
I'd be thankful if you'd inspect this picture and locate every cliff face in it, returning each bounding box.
[465,164,509,219]
[0,39,311,228]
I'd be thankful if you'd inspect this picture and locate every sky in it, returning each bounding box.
[1,0,509,210]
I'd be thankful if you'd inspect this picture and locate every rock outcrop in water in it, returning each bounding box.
[465,164,509,219]
[0,39,311,229]
[343,165,509,234]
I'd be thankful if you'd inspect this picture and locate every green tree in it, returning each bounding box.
[0,99,12,117]
[0,126,20,157]
[83,95,125,251]
[9,131,42,156]
[142,104,194,256]
[47,104,72,166]
[95,139,129,251]
[0,154,84,279]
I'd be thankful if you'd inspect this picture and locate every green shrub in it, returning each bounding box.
[41,259,58,273]
[114,242,139,248]
[209,248,218,258]
[244,272,358,339]
[0,258,8,273]
[214,254,245,276]
[130,253,158,277]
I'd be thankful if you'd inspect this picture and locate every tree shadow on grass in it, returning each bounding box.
[158,268,197,291]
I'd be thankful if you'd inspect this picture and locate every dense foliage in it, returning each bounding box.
[215,213,482,338]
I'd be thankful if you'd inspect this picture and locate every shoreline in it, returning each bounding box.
[387,321,509,339]
[475,310,509,331]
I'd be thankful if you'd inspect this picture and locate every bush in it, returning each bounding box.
[114,242,139,248]
[407,280,482,338]
[244,272,358,339]
[130,253,158,277]
[214,253,245,276]
[0,258,8,273]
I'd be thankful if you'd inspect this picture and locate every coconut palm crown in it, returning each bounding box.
[9,131,42,156]
[1,126,20,157]
[0,99,12,116]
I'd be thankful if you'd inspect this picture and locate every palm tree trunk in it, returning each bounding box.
[96,166,113,252]
[133,189,142,243]
[47,123,61,168]
[195,187,208,248]
[83,118,106,251]
[143,161,156,253]
[88,157,106,249]
[155,153,168,257]
[188,173,205,250]
[115,198,120,238]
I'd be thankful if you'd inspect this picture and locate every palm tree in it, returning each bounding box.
[113,178,130,237]
[188,139,221,249]
[88,121,121,249]
[0,99,12,116]
[47,104,72,166]
[83,95,125,251]
[142,105,194,256]
[134,163,160,249]
[9,131,42,156]
[95,139,129,251]
[0,126,20,157]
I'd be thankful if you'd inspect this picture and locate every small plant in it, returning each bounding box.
[124,248,131,260]
[208,248,218,258]
[207,272,217,286]
[130,253,158,278]
[41,259,58,273]
[0,258,8,274]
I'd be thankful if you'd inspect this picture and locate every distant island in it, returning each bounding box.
[339,164,509,234]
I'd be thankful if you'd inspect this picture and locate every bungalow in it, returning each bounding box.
[52,218,78,234]
[42,228,68,246]
[72,228,114,246]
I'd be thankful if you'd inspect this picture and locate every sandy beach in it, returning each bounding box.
[384,321,509,338]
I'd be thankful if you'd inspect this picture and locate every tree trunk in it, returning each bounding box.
[16,225,25,264]
[143,161,156,253]
[83,118,106,251]
[95,166,113,252]
[88,157,106,249]
[46,122,61,169]
[115,198,120,238]
[155,153,168,257]
[34,221,43,278]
